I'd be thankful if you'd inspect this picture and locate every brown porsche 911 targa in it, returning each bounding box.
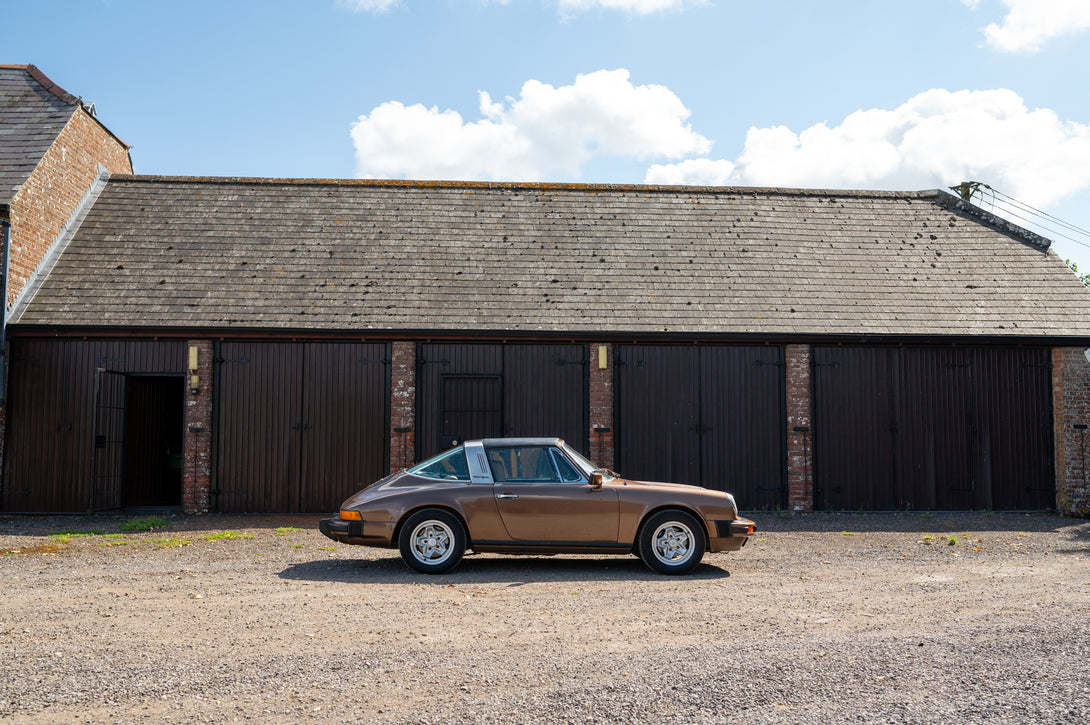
[319,437,755,574]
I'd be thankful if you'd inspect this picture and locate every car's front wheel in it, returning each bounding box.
[398,509,466,574]
[637,510,705,574]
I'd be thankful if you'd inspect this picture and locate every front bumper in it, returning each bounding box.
[708,516,756,552]
[318,517,396,547]
[318,517,355,541]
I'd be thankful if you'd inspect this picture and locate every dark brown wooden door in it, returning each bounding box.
[813,346,1053,511]
[91,369,126,511]
[417,343,588,461]
[3,340,186,513]
[215,342,388,513]
[811,347,896,509]
[615,344,785,508]
[441,376,502,447]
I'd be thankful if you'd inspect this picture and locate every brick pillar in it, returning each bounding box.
[182,340,213,515]
[589,343,614,469]
[1053,348,1090,515]
[785,344,813,512]
[390,341,416,472]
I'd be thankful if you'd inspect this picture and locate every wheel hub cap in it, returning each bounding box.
[654,524,692,563]
[412,522,452,562]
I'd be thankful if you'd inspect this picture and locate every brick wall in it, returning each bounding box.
[182,341,214,514]
[1053,347,1090,515]
[785,344,813,511]
[7,108,132,308]
[390,341,416,471]
[588,343,614,468]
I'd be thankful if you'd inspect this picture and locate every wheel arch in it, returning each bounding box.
[634,505,710,552]
[393,504,471,547]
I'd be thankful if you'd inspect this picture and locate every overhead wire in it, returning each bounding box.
[963,182,1090,250]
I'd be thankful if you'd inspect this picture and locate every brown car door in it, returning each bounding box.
[488,446,619,542]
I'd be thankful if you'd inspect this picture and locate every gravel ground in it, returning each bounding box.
[1,511,1088,725]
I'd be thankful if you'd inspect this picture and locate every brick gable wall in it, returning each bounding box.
[7,108,131,308]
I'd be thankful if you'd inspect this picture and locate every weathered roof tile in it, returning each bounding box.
[0,65,79,205]
[12,176,1090,338]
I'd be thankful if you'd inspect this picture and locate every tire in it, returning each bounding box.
[398,509,466,574]
[637,509,706,575]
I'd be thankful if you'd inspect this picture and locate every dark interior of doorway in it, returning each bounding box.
[124,376,184,507]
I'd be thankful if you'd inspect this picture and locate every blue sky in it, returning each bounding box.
[8,0,1090,269]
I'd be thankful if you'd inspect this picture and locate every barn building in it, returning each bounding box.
[3,66,1090,516]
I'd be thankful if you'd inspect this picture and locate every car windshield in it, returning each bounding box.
[409,446,470,481]
[560,442,615,481]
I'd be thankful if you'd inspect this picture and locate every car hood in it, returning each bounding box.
[618,478,721,494]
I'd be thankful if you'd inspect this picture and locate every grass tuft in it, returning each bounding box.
[274,526,302,535]
[120,516,171,533]
[201,531,254,541]
[147,537,193,548]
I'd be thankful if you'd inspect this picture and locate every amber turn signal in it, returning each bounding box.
[339,510,362,521]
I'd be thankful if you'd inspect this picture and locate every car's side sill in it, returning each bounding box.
[471,540,632,555]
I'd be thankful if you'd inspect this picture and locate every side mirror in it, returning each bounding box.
[590,472,603,489]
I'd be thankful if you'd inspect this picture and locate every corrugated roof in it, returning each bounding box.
[0,65,79,206]
[12,175,1090,338]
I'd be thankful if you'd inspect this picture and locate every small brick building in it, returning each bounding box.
[2,67,1090,516]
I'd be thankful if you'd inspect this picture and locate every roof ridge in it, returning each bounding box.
[925,189,1052,251]
[107,174,937,199]
[18,64,79,105]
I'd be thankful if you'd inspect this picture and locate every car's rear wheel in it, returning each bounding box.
[637,510,705,575]
[398,509,466,574]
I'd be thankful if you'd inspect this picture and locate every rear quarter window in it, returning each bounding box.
[411,448,470,481]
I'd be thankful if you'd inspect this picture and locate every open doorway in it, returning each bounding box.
[123,375,184,507]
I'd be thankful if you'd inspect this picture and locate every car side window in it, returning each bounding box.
[411,447,470,481]
[550,448,585,483]
[486,446,560,483]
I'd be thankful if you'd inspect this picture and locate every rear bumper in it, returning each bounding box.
[708,516,756,552]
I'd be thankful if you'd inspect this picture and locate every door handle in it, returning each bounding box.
[495,493,519,500]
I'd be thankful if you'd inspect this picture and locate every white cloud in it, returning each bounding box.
[350,69,710,181]
[644,88,1090,207]
[335,0,402,13]
[981,0,1090,52]
[645,158,734,185]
